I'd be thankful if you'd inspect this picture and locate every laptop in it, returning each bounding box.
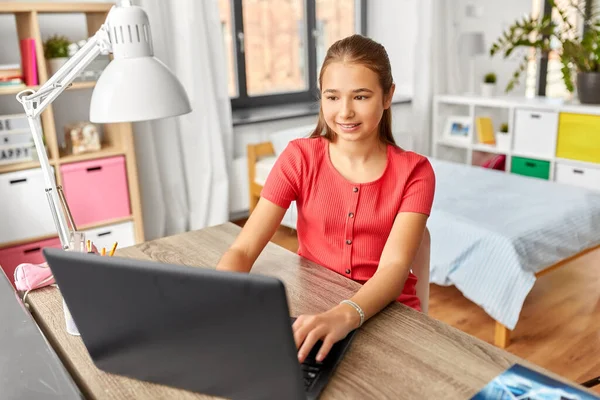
[43,248,357,400]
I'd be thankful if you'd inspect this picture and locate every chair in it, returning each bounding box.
[246,142,275,213]
[411,227,431,315]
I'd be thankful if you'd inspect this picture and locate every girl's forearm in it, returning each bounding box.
[216,248,254,273]
[338,264,410,325]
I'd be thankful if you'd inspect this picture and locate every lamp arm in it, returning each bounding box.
[15,10,114,249]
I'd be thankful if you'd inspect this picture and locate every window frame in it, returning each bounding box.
[228,0,367,110]
[535,0,593,96]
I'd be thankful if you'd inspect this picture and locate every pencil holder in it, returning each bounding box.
[61,231,86,336]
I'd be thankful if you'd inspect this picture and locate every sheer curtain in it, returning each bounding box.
[411,0,461,156]
[134,0,233,240]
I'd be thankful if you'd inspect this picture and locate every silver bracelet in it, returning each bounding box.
[340,299,364,328]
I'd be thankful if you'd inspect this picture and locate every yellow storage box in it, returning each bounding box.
[556,113,600,164]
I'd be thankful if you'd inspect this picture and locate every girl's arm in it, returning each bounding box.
[293,211,429,363]
[216,197,287,273]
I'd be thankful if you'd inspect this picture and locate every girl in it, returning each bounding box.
[216,34,435,364]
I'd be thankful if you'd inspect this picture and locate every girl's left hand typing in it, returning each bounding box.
[292,303,361,364]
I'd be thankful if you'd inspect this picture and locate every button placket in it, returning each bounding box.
[343,185,361,277]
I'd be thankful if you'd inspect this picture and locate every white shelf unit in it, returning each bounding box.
[432,94,600,190]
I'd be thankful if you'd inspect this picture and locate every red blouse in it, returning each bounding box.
[260,137,435,310]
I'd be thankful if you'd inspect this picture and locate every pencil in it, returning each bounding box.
[109,242,118,257]
[101,247,106,256]
[86,239,91,253]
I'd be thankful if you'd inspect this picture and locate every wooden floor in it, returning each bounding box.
[234,220,600,393]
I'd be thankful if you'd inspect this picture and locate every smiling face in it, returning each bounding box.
[321,62,394,144]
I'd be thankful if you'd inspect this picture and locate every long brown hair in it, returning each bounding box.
[309,34,396,146]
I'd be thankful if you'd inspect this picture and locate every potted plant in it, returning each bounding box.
[44,35,72,76]
[481,73,497,97]
[495,123,510,151]
[489,0,600,104]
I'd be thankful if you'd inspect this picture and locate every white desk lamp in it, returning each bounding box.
[16,1,191,250]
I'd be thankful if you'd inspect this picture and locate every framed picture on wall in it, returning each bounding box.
[443,116,471,143]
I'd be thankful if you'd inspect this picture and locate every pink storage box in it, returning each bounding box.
[0,237,62,288]
[60,156,131,227]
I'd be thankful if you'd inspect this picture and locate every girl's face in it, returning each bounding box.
[321,62,394,144]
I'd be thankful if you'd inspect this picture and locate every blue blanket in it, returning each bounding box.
[427,159,600,330]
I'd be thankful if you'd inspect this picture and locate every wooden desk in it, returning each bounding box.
[25,223,592,399]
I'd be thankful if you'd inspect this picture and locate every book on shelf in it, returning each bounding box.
[0,63,22,82]
[0,78,26,91]
[19,38,38,86]
[0,77,24,84]
[475,117,496,145]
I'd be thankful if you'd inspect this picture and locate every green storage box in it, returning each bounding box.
[511,156,550,180]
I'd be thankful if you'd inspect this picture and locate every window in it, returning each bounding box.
[218,0,366,109]
[527,0,589,99]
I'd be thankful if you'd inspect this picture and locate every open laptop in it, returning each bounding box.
[43,248,357,400]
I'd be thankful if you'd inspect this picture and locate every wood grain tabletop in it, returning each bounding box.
[25,222,593,399]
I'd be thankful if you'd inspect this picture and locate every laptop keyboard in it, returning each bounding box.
[300,340,325,390]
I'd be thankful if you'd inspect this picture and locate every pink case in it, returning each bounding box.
[60,156,131,227]
[0,237,62,288]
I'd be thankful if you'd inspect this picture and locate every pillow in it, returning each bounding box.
[269,125,314,156]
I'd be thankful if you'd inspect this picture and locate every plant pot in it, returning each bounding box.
[576,72,600,105]
[481,83,496,97]
[495,132,511,151]
[47,57,69,76]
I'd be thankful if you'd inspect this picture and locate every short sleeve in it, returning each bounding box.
[260,141,304,209]
[398,157,436,216]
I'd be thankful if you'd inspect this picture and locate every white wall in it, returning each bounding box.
[366,0,533,98]
[367,0,418,99]
[454,0,534,96]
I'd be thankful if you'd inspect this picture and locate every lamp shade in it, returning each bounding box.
[90,57,191,123]
[89,4,191,123]
[460,32,486,57]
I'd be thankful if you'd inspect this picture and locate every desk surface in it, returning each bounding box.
[25,222,590,399]
[0,269,82,400]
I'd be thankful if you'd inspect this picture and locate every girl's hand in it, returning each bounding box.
[292,303,361,364]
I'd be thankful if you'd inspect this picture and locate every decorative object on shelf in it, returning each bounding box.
[481,72,497,97]
[15,1,191,251]
[64,122,101,155]
[43,34,72,76]
[459,32,486,94]
[475,116,496,144]
[443,116,471,143]
[495,122,510,151]
[489,0,600,104]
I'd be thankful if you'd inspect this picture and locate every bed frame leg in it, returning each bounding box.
[495,322,510,348]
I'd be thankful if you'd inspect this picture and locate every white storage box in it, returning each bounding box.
[0,167,58,243]
[513,109,558,159]
[82,221,136,251]
[555,162,600,191]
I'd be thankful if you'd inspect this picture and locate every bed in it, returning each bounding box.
[427,158,600,347]
[247,139,600,348]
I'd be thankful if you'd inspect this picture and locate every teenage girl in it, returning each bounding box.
[217,34,435,364]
